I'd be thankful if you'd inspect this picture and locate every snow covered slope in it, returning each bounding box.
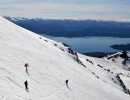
[0,16,130,100]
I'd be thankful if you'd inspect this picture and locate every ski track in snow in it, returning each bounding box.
[5,76,23,89]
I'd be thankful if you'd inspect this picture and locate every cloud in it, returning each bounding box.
[0,0,130,21]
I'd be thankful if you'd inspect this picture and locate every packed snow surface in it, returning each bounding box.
[0,16,130,100]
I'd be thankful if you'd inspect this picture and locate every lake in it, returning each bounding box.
[42,35,130,53]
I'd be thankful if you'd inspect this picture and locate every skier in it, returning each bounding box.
[24,63,29,74]
[65,80,69,86]
[24,80,29,92]
[65,80,72,91]
[65,79,71,90]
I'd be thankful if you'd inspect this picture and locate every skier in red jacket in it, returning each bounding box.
[24,63,29,74]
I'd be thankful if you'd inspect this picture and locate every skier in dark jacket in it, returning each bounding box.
[65,80,69,86]
[24,80,29,92]
[65,79,71,90]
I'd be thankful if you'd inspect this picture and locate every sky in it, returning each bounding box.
[0,0,130,21]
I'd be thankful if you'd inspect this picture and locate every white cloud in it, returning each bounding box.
[0,0,130,21]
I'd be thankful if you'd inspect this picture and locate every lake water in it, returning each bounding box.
[42,35,130,53]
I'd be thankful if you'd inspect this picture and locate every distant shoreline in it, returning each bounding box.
[84,43,130,58]
[83,52,117,58]
[111,44,130,51]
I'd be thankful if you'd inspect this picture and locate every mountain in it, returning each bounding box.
[0,16,130,100]
[4,16,130,38]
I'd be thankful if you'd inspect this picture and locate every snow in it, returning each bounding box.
[0,16,130,100]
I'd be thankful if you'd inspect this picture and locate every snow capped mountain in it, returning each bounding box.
[3,16,29,21]
[3,16,103,22]
[4,16,130,38]
[0,16,130,100]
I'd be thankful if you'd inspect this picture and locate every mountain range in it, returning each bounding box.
[4,16,130,38]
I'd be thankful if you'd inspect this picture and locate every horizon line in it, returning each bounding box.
[3,15,130,23]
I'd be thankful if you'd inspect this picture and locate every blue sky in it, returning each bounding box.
[0,0,130,21]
